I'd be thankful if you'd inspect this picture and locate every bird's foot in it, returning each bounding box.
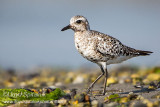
[102,87,107,95]
[102,90,106,95]
[86,86,93,95]
[86,88,92,94]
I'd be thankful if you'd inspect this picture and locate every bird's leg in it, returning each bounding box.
[87,73,104,93]
[102,68,108,95]
[87,66,104,94]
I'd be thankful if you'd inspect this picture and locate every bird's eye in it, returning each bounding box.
[76,20,82,24]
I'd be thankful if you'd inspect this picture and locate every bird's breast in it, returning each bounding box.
[75,37,94,55]
[74,34,99,60]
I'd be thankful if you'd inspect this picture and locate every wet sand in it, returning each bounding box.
[64,83,160,103]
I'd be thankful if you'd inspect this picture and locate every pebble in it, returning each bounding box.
[147,74,160,81]
[58,98,68,105]
[91,100,98,106]
[55,82,63,86]
[85,95,90,102]
[73,76,84,84]
[48,85,57,89]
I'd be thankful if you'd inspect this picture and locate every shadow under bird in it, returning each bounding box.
[61,15,153,95]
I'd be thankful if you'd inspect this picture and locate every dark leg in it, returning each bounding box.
[102,68,108,95]
[87,66,104,94]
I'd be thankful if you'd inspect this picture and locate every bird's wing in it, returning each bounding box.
[92,31,152,59]
[94,32,124,58]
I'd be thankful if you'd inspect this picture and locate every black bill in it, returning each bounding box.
[61,25,71,31]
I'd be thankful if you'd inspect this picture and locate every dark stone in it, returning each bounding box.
[60,94,71,100]
[70,89,77,99]
[77,94,85,102]
[149,81,157,88]
[157,81,160,88]
[45,87,56,93]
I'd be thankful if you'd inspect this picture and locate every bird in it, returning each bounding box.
[61,15,153,95]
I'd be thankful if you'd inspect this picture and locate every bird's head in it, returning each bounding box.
[61,15,90,32]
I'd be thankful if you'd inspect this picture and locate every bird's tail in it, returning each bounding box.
[126,46,153,56]
[136,50,153,56]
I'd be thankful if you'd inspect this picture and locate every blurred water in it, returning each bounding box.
[0,0,160,69]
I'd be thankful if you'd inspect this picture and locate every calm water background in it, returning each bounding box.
[0,0,160,69]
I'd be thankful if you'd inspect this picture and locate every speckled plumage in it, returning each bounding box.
[75,30,135,65]
[61,15,152,95]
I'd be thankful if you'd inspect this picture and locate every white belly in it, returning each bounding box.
[106,56,133,65]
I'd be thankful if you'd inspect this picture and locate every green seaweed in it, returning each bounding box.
[0,88,65,106]
[108,94,120,102]
[104,94,121,103]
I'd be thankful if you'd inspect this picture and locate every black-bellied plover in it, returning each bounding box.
[61,15,153,95]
